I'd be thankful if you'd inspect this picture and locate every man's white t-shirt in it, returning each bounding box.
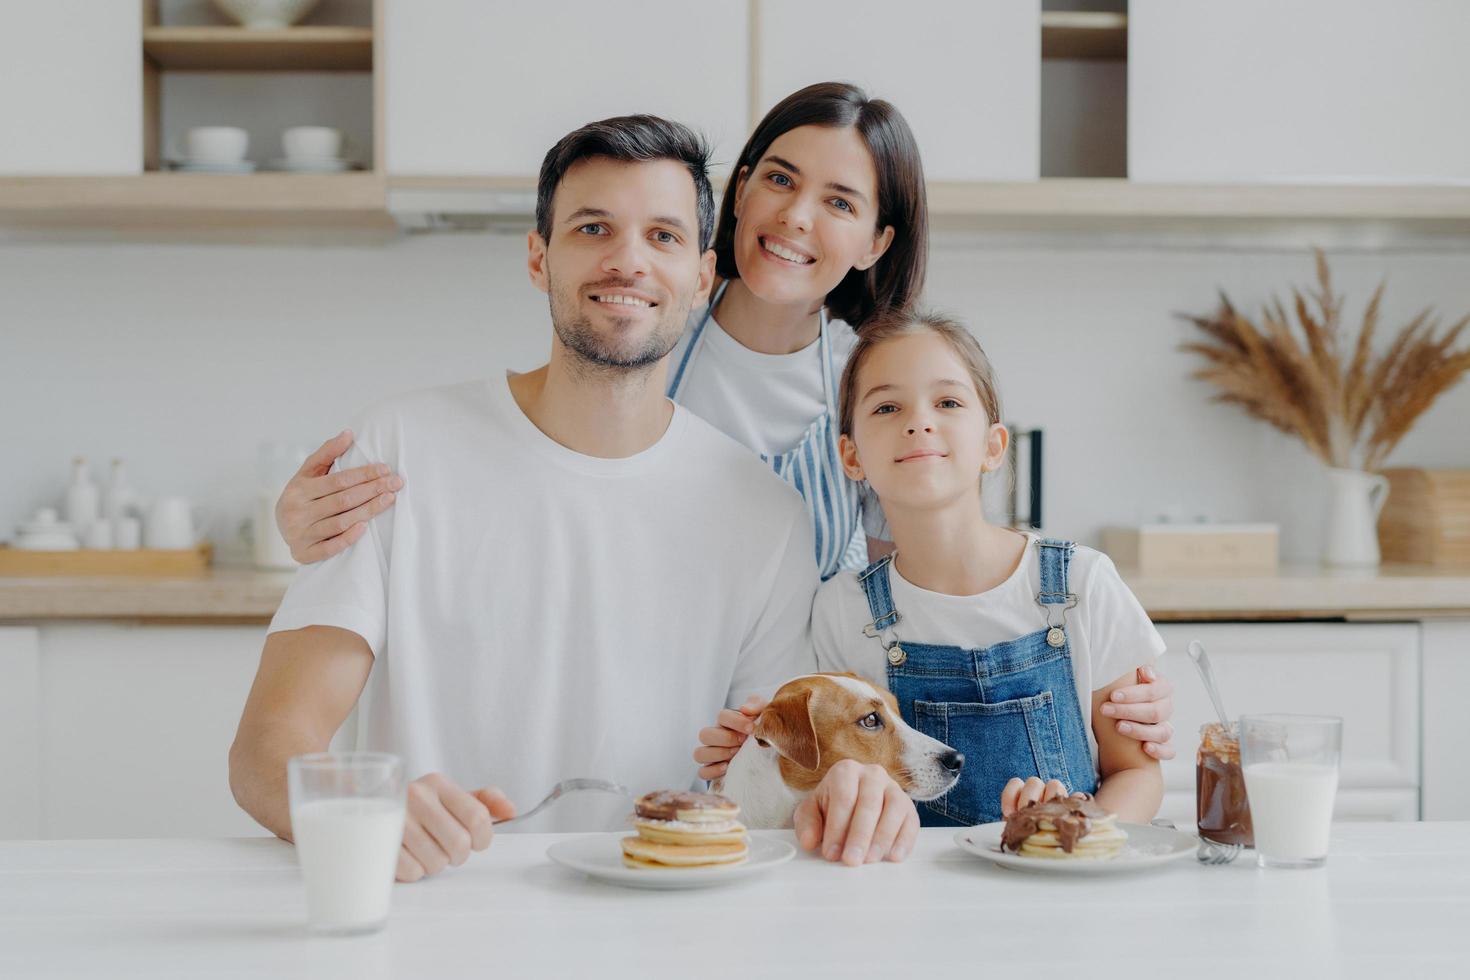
[811,535,1166,763]
[667,304,889,546]
[269,374,819,831]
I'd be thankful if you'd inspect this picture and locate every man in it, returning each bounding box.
[230,115,918,882]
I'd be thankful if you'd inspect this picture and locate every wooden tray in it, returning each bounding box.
[0,542,212,577]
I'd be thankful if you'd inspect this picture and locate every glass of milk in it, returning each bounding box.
[1239,715,1342,869]
[287,752,406,934]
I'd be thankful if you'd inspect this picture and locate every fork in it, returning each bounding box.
[1196,837,1243,865]
[491,777,630,826]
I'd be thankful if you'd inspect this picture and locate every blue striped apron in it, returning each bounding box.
[666,281,863,580]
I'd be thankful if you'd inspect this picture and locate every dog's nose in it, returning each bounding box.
[939,749,964,773]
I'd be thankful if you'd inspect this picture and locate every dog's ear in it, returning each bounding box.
[754,686,820,771]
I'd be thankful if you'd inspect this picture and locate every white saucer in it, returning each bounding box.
[270,157,353,173]
[954,821,1197,875]
[169,159,256,174]
[547,832,796,890]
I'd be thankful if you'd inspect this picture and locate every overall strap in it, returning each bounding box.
[857,554,900,635]
[666,280,728,398]
[1036,538,1076,605]
[1035,538,1077,643]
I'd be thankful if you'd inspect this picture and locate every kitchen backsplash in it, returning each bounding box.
[4,233,1468,563]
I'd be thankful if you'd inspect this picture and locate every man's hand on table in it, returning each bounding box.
[397,773,515,882]
[793,760,919,866]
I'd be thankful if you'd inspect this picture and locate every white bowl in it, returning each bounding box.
[212,0,320,29]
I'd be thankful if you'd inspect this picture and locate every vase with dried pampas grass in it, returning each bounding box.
[1180,250,1470,567]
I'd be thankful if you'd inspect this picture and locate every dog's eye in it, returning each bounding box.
[858,712,883,731]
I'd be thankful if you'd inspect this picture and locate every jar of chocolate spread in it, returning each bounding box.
[1196,721,1253,847]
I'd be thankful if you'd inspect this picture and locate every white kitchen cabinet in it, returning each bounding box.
[385,0,749,177]
[0,627,42,837]
[0,624,271,840]
[0,1,141,175]
[1152,622,1420,828]
[1130,0,1470,182]
[757,0,1039,182]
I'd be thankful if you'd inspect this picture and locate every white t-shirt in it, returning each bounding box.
[269,374,819,831]
[811,534,1165,762]
[668,302,891,545]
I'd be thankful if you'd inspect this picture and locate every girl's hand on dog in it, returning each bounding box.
[999,776,1078,817]
[693,694,768,780]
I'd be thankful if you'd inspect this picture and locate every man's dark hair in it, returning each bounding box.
[536,115,716,252]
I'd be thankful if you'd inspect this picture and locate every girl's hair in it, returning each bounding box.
[838,308,1003,439]
[711,81,928,330]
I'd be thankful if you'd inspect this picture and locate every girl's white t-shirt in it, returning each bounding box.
[811,534,1166,762]
[667,304,891,544]
[269,375,819,831]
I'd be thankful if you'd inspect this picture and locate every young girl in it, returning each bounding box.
[705,310,1165,827]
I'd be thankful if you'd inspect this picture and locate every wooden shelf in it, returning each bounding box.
[0,173,394,233]
[1041,11,1127,61]
[142,26,373,71]
[8,176,1470,236]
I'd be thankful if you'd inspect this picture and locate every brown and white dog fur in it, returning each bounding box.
[714,673,964,829]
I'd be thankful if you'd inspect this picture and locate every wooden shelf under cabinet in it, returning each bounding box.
[142,26,373,71]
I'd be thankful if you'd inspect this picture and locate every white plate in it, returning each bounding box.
[547,833,796,890]
[954,822,1197,875]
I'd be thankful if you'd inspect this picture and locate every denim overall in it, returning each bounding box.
[858,538,1098,826]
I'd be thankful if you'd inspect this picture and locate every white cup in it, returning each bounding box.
[185,126,249,164]
[287,752,405,935]
[144,497,196,550]
[281,126,343,162]
[83,520,114,550]
[115,517,142,551]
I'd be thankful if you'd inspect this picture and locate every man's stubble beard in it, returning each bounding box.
[547,266,696,379]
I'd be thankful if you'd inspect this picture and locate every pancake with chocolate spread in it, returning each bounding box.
[622,790,748,869]
[1000,795,1127,860]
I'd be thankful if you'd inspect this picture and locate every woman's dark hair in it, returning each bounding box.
[536,114,716,251]
[711,82,928,329]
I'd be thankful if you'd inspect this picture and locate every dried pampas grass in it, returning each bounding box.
[1180,250,1470,471]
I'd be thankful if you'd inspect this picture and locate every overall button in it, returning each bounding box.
[887,645,907,666]
[1046,627,1066,648]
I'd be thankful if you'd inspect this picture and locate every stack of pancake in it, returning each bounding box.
[1000,795,1127,860]
[620,790,748,870]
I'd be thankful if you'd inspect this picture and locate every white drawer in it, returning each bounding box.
[1153,623,1419,801]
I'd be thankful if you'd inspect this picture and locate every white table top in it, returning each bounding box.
[2,825,1466,978]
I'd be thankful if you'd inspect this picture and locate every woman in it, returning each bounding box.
[274,83,1178,758]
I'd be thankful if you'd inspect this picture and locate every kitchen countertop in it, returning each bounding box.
[3,563,1469,623]
[1,825,1464,977]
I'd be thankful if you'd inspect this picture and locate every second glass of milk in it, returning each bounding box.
[1240,715,1343,870]
[287,752,406,934]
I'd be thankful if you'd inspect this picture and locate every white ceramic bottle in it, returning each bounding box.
[63,457,100,537]
[102,458,136,522]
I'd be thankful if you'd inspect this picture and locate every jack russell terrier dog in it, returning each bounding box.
[715,673,965,829]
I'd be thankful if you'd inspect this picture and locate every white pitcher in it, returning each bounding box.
[1322,468,1391,567]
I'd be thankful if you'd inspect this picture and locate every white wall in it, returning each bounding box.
[3,233,1468,563]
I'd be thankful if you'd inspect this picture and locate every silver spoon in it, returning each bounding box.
[1186,640,1243,865]
[1187,639,1231,731]
[492,777,630,826]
